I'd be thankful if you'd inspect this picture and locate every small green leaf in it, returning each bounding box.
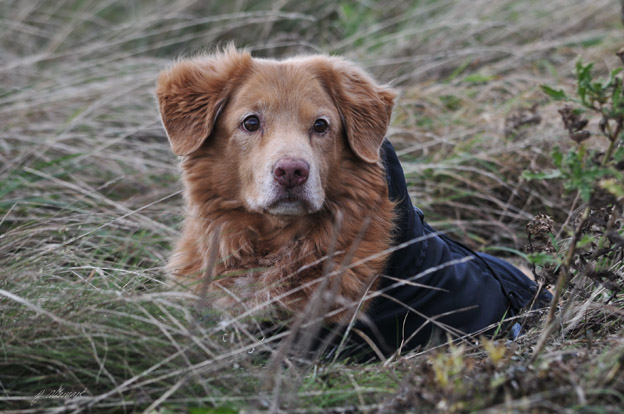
[551,149,563,168]
[611,77,623,110]
[576,60,594,106]
[482,246,528,260]
[521,169,562,180]
[576,234,595,249]
[579,185,592,202]
[576,61,594,83]
[592,81,604,93]
[548,233,559,252]
[579,36,605,48]
[540,84,568,101]
[526,252,558,266]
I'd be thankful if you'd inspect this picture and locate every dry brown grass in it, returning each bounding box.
[1,0,623,412]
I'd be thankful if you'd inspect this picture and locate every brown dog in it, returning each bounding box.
[156,46,396,322]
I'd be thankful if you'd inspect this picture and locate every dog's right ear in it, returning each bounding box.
[156,47,252,156]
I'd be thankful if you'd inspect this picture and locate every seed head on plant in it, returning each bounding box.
[558,105,591,144]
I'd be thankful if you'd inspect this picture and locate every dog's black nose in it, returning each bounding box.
[273,158,309,189]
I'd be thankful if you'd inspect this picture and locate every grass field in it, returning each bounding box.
[1,0,623,412]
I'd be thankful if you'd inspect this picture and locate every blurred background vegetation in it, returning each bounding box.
[1,0,622,412]
[2,0,621,248]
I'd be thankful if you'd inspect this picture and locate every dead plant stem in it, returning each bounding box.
[530,204,590,363]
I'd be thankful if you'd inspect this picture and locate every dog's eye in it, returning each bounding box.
[313,118,329,134]
[242,115,260,132]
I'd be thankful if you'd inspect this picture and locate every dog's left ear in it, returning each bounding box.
[317,58,396,163]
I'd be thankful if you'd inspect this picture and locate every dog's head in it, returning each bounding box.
[156,46,395,218]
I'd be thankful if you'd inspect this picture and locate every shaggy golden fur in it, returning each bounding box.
[156,47,396,323]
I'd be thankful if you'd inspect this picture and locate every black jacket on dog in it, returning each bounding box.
[325,140,551,359]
